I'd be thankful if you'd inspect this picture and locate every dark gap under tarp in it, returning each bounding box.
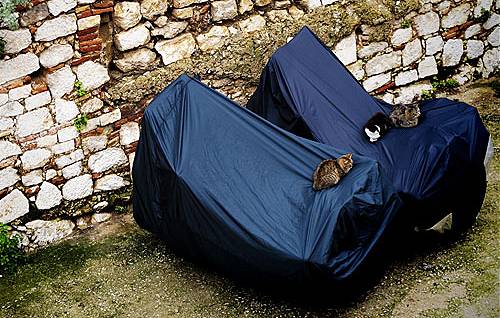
[247,27,490,232]
[133,75,402,285]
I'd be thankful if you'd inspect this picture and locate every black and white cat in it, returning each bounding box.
[364,103,422,143]
[364,112,393,143]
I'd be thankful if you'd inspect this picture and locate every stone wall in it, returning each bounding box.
[0,0,498,248]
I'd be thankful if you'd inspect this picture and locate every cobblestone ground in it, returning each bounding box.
[0,79,498,318]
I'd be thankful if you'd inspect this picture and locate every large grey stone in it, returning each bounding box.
[363,73,391,92]
[25,219,75,246]
[47,0,77,16]
[413,11,440,36]
[57,126,79,143]
[91,212,112,223]
[0,101,23,117]
[333,32,357,66]
[0,53,40,86]
[8,84,31,101]
[20,3,50,27]
[22,170,43,187]
[395,83,432,104]
[39,44,74,68]
[75,61,110,90]
[21,148,52,171]
[51,140,75,155]
[0,118,14,133]
[196,26,230,52]
[34,14,77,41]
[211,0,238,21]
[442,3,471,29]
[0,167,19,191]
[358,42,388,59]
[155,33,196,66]
[62,174,93,200]
[402,39,423,66]
[442,39,464,66]
[61,161,82,179]
[115,48,157,72]
[238,15,266,33]
[114,24,151,51]
[346,60,365,80]
[25,91,52,111]
[301,0,321,10]
[55,98,79,123]
[391,28,412,47]
[467,40,484,59]
[46,65,76,98]
[113,1,142,30]
[55,149,84,169]
[88,148,128,173]
[484,13,500,30]
[98,109,121,126]
[95,174,128,191]
[77,15,101,31]
[80,97,104,113]
[0,189,29,224]
[171,7,193,19]
[62,161,82,179]
[0,141,21,162]
[82,135,107,154]
[465,24,481,38]
[487,26,500,46]
[418,56,438,78]
[0,94,7,106]
[37,134,57,147]
[0,29,32,54]
[365,52,401,76]
[239,0,253,14]
[35,182,62,210]
[151,21,188,38]
[426,35,444,55]
[141,0,169,20]
[16,107,54,138]
[482,47,499,76]
[395,69,418,86]
[474,0,493,17]
[119,122,140,145]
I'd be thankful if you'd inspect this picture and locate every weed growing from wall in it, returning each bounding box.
[74,114,89,132]
[0,0,30,30]
[74,80,87,97]
[0,224,22,275]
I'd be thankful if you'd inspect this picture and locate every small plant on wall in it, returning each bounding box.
[74,113,89,132]
[400,20,411,29]
[421,77,460,100]
[0,223,22,275]
[0,0,30,30]
[74,80,87,97]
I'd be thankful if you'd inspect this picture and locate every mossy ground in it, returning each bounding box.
[1,79,499,317]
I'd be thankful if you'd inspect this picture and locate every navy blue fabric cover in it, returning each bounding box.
[247,27,490,231]
[133,75,402,284]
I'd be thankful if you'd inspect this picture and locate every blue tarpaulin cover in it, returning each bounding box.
[247,27,490,231]
[133,75,402,284]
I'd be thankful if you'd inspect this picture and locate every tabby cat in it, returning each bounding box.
[312,153,354,191]
[389,102,421,128]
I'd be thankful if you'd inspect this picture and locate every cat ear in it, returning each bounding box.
[344,153,352,160]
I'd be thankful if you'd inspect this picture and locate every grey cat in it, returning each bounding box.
[389,102,421,128]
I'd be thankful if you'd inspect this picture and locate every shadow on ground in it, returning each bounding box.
[1,79,499,318]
